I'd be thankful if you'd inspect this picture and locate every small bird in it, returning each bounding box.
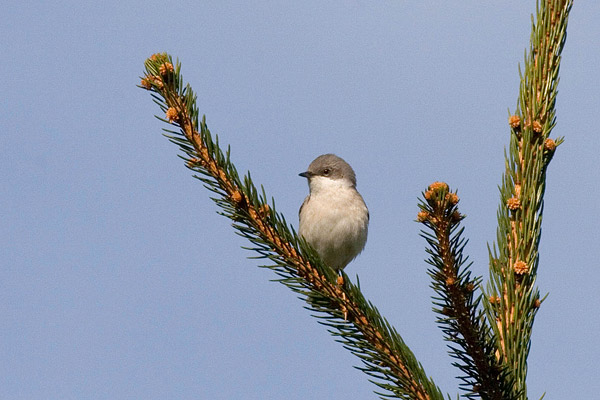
[299,154,369,271]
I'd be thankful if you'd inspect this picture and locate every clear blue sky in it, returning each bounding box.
[2,1,599,399]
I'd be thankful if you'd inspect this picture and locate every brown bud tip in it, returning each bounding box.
[445,192,459,205]
[417,210,429,222]
[150,53,163,62]
[514,260,529,275]
[186,157,200,168]
[445,277,456,286]
[428,181,449,192]
[451,210,463,222]
[544,138,556,151]
[231,191,243,204]
[259,204,270,217]
[532,120,543,133]
[424,190,434,200]
[466,282,475,292]
[336,276,344,286]
[508,115,521,129]
[159,62,174,76]
[166,107,179,122]
[488,295,499,304]
[151,75,164,89]
[140,77,152,90]
[534,298,541,308]
[506,197,521,210]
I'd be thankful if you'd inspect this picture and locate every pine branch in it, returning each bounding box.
[139,53,445,400]
[485,0,573,397]
[418,183,517,400]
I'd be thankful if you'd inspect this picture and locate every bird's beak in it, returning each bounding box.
[299,171,312,178]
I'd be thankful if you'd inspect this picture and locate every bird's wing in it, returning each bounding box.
[299,195,310,217]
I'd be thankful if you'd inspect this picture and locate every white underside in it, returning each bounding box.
[299,176,368,270]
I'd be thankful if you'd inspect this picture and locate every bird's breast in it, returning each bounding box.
[298,187,368,269]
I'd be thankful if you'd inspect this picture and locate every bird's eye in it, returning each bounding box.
[322,168,331,175]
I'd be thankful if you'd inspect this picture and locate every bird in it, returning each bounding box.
[298,154,369,272]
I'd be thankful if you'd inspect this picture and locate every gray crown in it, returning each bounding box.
[299,154,357,186]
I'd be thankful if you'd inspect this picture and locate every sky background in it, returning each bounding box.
[2,1,599,399]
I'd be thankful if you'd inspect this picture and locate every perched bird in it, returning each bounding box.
[298,154,369,271]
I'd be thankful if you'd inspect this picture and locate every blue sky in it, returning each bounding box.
[2,1,599,399]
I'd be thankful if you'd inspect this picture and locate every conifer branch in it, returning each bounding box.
[485,0,572,396]
[139,54,445,400]
[418,184,517,400]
